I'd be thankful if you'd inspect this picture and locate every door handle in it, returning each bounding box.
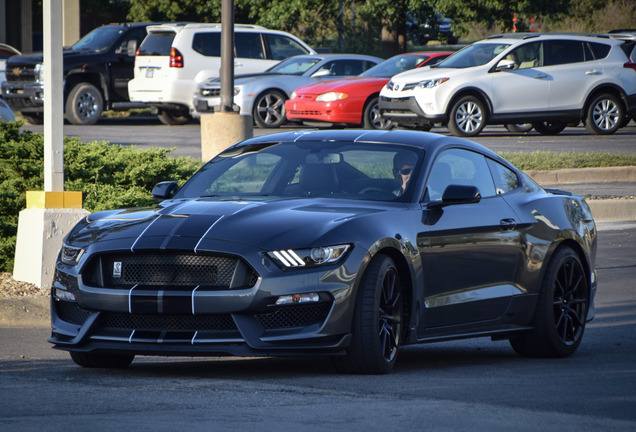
[586,70,601,75]
[500,218,517,231]
[534,73,548,80]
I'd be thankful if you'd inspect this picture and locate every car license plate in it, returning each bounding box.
[145,68,154,78]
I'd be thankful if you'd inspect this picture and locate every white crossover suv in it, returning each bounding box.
[128,23,315,125]
[379,33,636,136]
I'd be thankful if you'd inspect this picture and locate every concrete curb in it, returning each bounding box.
[525,166,636,185]
[0,297,49,327]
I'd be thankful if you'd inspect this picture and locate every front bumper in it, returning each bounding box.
[379,95,445,126]
[285,98,363,125]
[49,247,362,357]
[1,82,44,112]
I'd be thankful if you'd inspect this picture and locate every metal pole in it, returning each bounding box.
[219,0,235,112]
[43,0,65,192]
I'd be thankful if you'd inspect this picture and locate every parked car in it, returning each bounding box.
[379,33,636,137]
[0,42,21,85]
[194,54,381,128]
[128,23,316,125]
[50,129,597,374]
[285,51,452,130]
[1,23,150,125]
[0,97,15,122]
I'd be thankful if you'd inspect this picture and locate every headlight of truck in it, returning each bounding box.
[34,63,44,84]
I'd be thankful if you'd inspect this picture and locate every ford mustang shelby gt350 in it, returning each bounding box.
[50,129,597,374]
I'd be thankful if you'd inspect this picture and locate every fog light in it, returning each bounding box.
[275,293,319,305]
[55,288,76,302]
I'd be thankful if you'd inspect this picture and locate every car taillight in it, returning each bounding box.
[624,61,636,72]
[170,47,184,68]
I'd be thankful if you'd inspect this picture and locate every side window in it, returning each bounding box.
[504,41,542,69]
[235,32,265,59]
[265,34,310,60]
[425,149,496,201]
[192,32,221,57]
[315,60,372,77]
[486,159,519,195]
[115,27,148,56]
[588,42,611,60]
[544,40,585,66]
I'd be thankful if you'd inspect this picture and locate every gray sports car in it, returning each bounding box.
[50,129,597,374]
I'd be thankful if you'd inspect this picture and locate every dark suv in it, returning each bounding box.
[1,23,150,125]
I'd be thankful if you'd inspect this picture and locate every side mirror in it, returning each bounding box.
[127,40,138,57]
[311,69,332,78]
[427,184,481,208]
[495,59,516,71]
[152,181,178,200]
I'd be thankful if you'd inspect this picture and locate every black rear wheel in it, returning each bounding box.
[65,83,103,125]
[510,246,588,358]
[532,121,567,135]
[333,254,404,374]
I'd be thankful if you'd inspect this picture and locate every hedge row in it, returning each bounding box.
[0,121,202,272]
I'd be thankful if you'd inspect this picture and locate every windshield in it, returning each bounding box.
[268,57,321,75]
[176,140,423,202]
[436,42,510,68]
[359,54,431,78]
[72,26,125,52]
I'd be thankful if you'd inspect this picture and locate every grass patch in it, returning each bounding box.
[499,152,636,171]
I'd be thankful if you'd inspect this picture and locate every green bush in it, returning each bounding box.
[0,121,202,272]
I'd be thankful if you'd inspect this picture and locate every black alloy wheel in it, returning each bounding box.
[363,96,392,130]
[253,90,287,128]
[510,246,588,358]
[333,254,404,374]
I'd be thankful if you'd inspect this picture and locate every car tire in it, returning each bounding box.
[448,96,486,137]
[510,246,588,358]
[253,90,287,128]
[363,96,392,130]
[21,112,44,125]
[531,121,567,135]
[332,254,404,374]
[504,123,533,133]
[585,93,624,135]
[157,109,192,125]
[65,83,103,125]
[70,351,135,368]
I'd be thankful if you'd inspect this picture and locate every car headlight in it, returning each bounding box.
[290,91,297,100]
[315,92,348,102]
[416,78,449,89]
[267,244,350,269]
[35,63,44,83]
[60,244,85,266]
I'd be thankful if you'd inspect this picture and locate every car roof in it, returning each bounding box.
[232,129,498,158]
[146,23,270,33]
[485,32,622,45]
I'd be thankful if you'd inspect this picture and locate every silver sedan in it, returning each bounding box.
[193,53,382,128]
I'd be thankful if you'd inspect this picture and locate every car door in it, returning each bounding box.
[490,41,551,114]
[544,39,602,111]
[417,148,525,329]
[234,32,279,74]
[108,26,148,101]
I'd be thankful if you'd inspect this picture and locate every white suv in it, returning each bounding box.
[379,33,636,136]
[128,23,315,125]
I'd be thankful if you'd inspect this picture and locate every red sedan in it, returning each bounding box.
[285,51,453,129]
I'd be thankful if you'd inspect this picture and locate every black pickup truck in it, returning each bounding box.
[1,23,150,125]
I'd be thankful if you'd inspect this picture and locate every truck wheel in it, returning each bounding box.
[65,83,103,125]
[157,109,192,125]
[21,113,44,125]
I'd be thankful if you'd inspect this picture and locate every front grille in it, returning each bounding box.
[5,65,37,83]
[200,88,220,97]
[55,300,91,325]
[98,312,238,332]
[255,303,331,329]
[288,109,323,116]
[83,252,259,289]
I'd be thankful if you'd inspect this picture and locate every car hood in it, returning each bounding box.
[201,72,289,88]
[6,49,102,66]
[68,198,388,251]
[389,65,456,83]
[295,77,389,95]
